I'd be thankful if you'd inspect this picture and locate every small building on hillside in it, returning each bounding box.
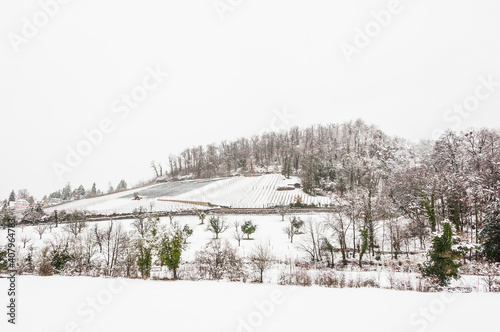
[9,199,30,212]
[49,198,62,205]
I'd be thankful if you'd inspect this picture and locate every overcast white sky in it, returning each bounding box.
[1,0,500,199]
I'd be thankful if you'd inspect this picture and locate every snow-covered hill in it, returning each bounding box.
[44,174,331,215]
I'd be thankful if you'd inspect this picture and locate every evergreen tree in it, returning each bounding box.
[0,247,7,271]
[51,245,71,273]
[62,183,72,200]
[116,180,128,191]
[281,155,292,178]
[8,190,15,202]
[423,196,437,232]
[182,225,193,244]
[241,220,257,239]
[195,210,207,224]
[74,185,86,197]
[53,210,59,228]
[480,208,500,263]
[158,223,187,279]
[90,183,97,197]
[358,228,369,267]
[421,222,461,286]
[135,239,152,279]
[134,213,159,279]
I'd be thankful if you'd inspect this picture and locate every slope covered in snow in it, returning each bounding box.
[44,175,331,214]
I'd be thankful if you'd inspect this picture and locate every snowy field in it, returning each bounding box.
[1,276,498,332]
[1,213,491,291]
[43,175,331,215]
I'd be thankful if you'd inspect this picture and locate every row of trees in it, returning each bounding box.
[13,212,191,279]
[8,209,275,283]
[3,179,132,209]
[45,180,128,202]
[4,204,499,287]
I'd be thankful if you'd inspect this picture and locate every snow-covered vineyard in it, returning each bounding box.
[44,174,331,215]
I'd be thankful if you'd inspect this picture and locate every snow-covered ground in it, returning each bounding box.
[2,213,331,262]
[1,276,498,332]
[43,174,331,215]
[1,213,491,291]
[2,211,498,331]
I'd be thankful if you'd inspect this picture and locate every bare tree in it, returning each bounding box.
[92,223,104,253]
[481,263,500,292]
[82,230,98,271]
[344,191,363,258]
[102,220,126,276]
[233,221,244,246]
[167,211,174,224]
[194,240,244,281]
[299,220,326,263]
[132,207,148,237]
[326,203,352,265]
[277,205,290,221]
[151,161,163,178]
[19,233,32,248]
[36,223,48,239]
[389,220,402,260]
[65,220,87,239]
[249,243,274,283]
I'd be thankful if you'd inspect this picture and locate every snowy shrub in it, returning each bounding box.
[36,246,54,276]
[393,278,413,291]
[294,268,312,287]
[176,263,199,281]
[481,263,500,292]
[314,269,339,288]
[335,274,343,288]
[194,240,245,281]
[415,276,439,293]
[278,267,311,286]
[362,279,380,288]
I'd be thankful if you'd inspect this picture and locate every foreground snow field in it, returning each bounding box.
[0,276,498,332]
